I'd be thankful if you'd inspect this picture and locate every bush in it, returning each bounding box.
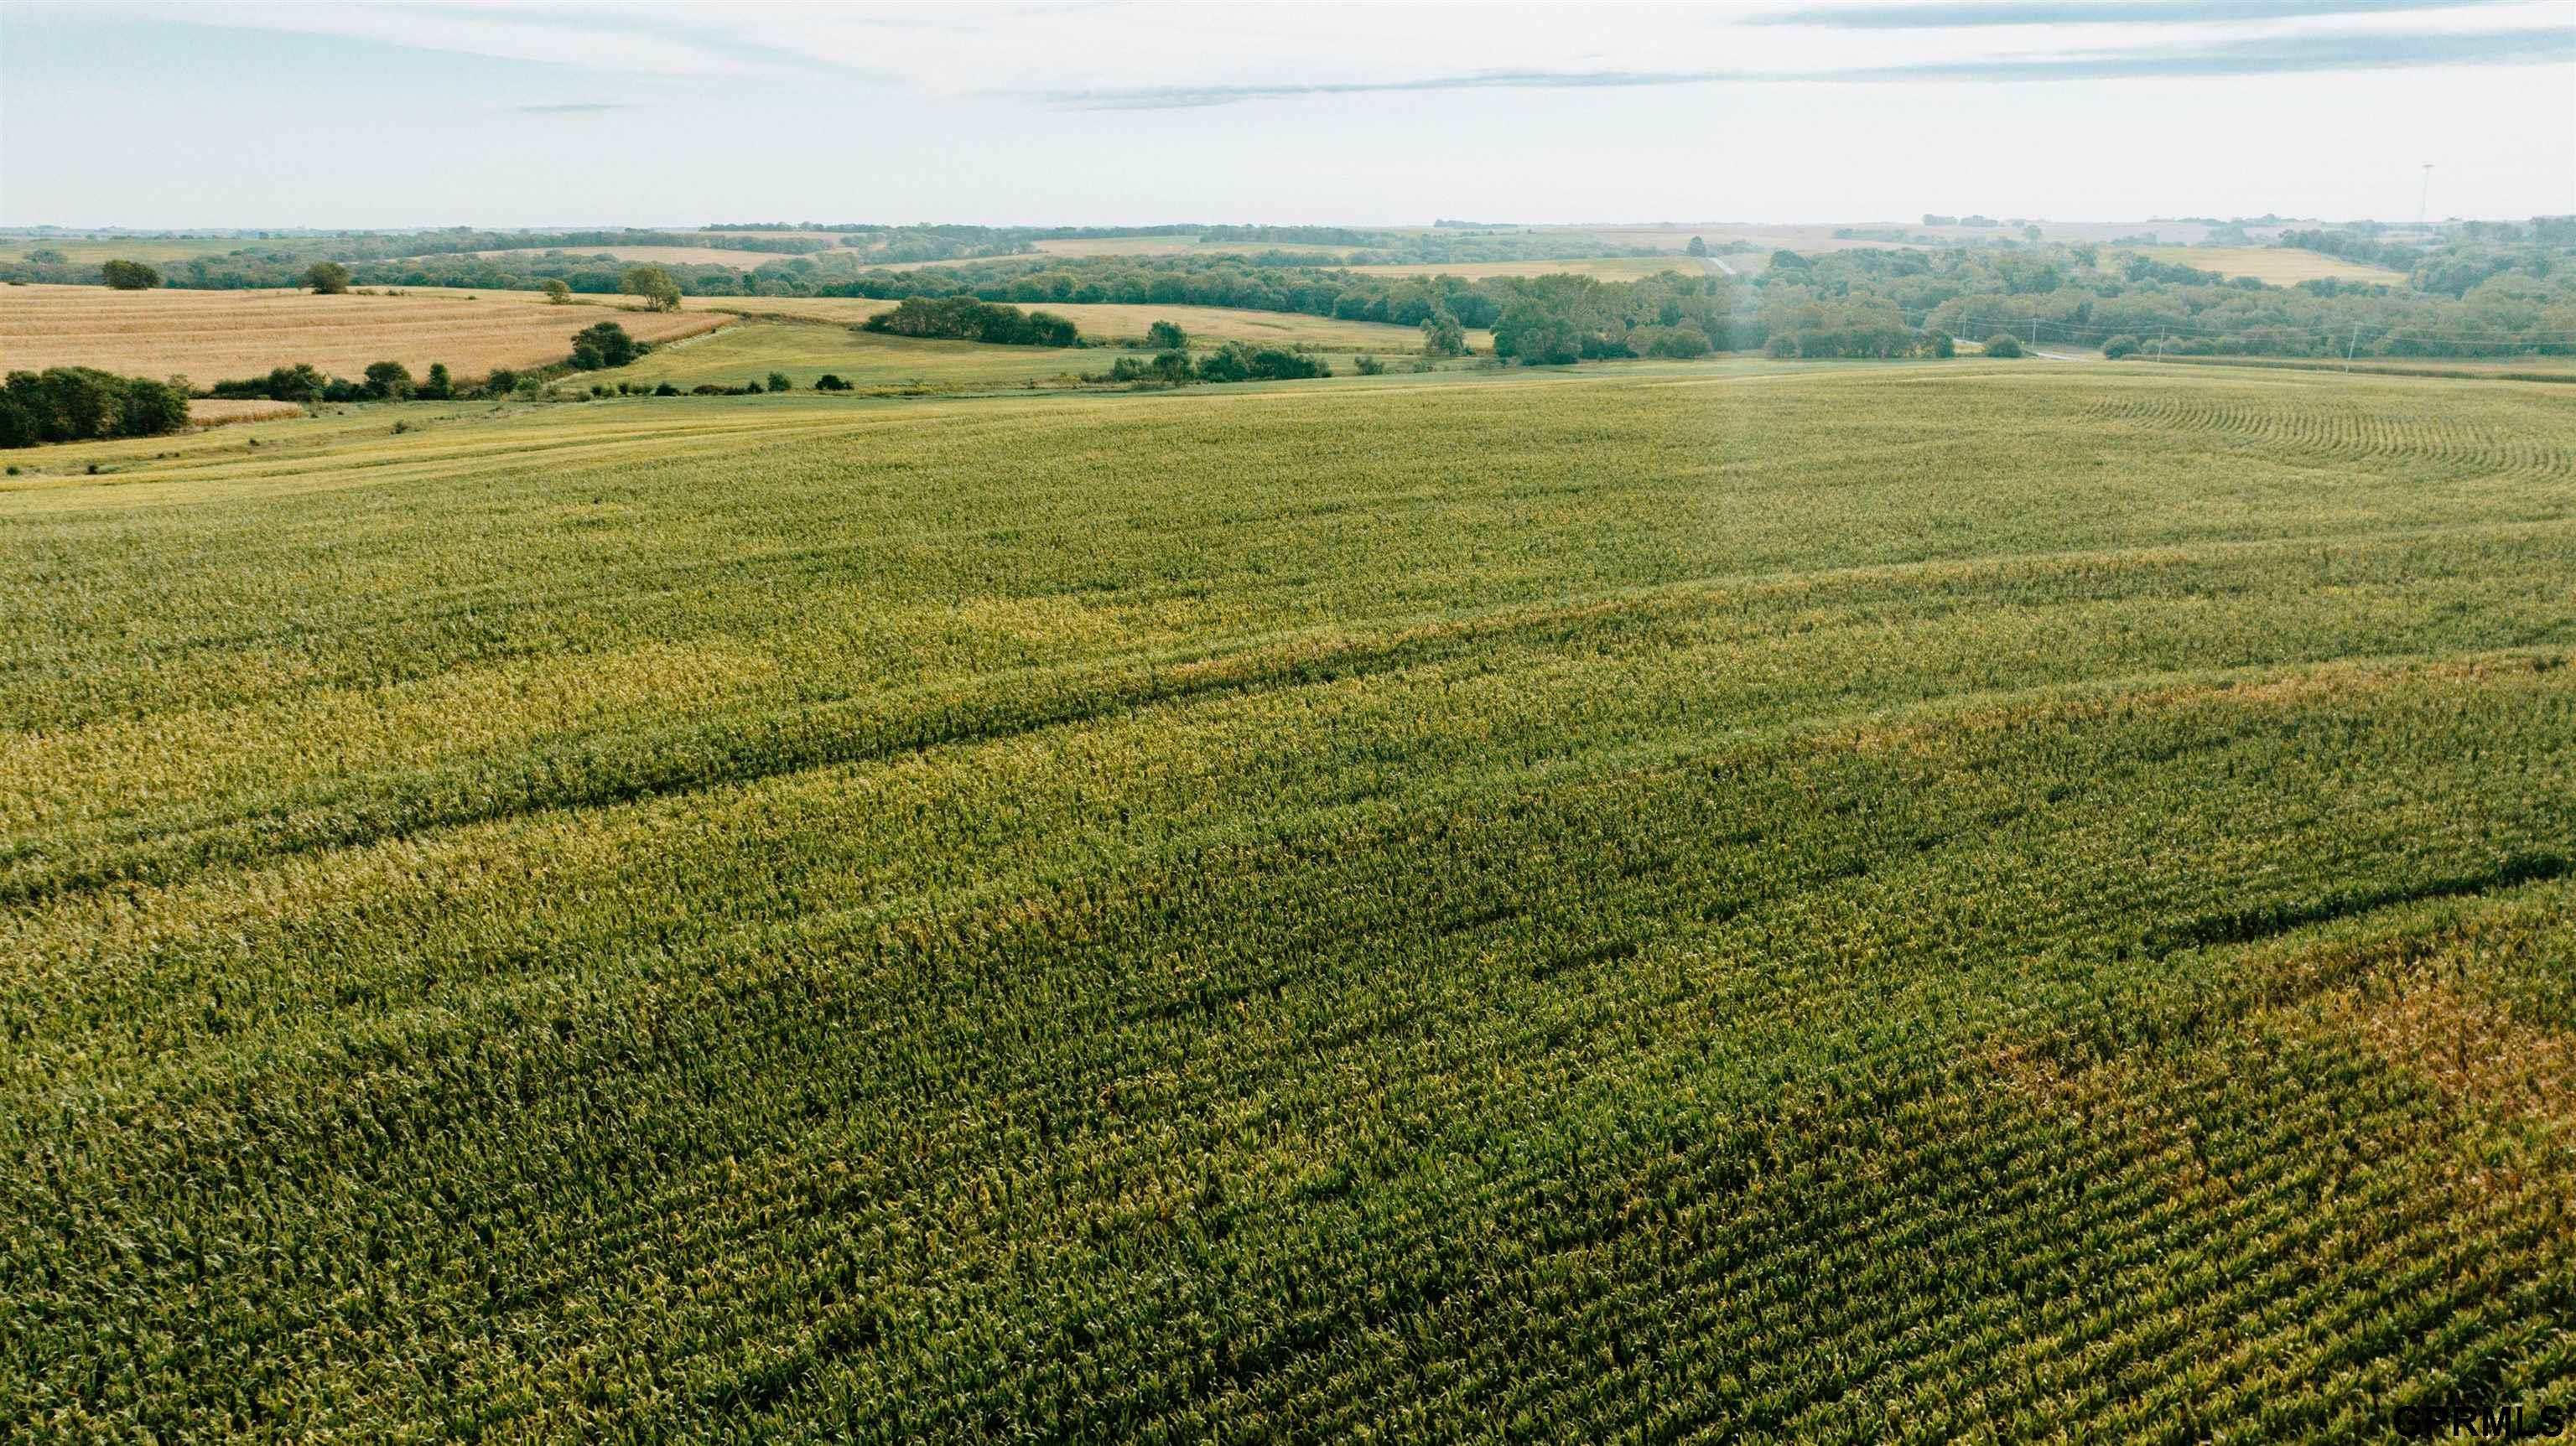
[1193,346,1248,384]
[1354,355,1386,375]
[1983,334,2026,359]
[542,279,572,305]
[484,367,520,396]
[652,381,681,396]
[100,260,161,290]
[814,374,853,391]
[418,363,454,401]
[1145,320,1188,350]
[210,363,327,403]
[361,361,413,400]
[2102,334,2142,360]
[303,262,351,295]
[569,321,639,371]
[767,371,792,392]
[1927,330,1957,359]
[0,367,190,447]
[1763,334,1800,360]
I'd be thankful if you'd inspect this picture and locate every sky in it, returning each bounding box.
[3,0,2571,228]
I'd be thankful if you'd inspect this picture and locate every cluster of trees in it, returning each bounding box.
[859,295,1079,346]
[208,360,465,402]
[1,368,191,447]
[1088,335,1335,386]
[569,321,641,370]
[101,260,161,289]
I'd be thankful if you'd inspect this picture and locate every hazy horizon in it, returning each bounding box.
[4,0,2570,230]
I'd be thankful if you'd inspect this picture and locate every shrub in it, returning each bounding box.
[542,279,572,305]
[1355,355,1387,375]
[1248,347,1329,381]
[1763,334,1800,360]
[484,367,520,396]
[1927,330,1957,359]
[569,321,639,371]
[303,262,351,295]
[1145,320,1188,351]
[2102,334,2142,360]
[814,374,853,391]
[210,364,327,403]
[767,371,792,392]
[1983,334,2026,359]
[100,260,161,290]
[1194,345,1249,384]
[361,361,413,400]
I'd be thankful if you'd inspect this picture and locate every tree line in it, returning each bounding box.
[0,369,190,448]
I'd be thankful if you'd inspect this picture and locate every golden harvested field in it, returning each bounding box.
[2128,246,2407,284]
[1342,257,1698,281]
[184,398,304,427]
[706,296,1479,350]
[0,284,722,383]
[470,244,783,268]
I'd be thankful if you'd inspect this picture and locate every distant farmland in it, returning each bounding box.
[2127,245,2408,285]
[0,284,722,383]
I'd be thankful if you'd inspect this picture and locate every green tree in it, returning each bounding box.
[1686,236,1709,257]
[1420,311,1467,357]
[542,278,572,304]
[23,248,66,264]
[1354,354,1386,375]
[99,259,161,290]
[569,320,639,370]
[418,363,454,400]
[767,371,792,393]
[620,265,683,312]
[1150,350,1194,385]
[1145,319,1188,350]
[303,262,351,295]
[484,367,519,396]
[361,360,413,399]
[1196,343,1252,383]
[2101,334,2141,360]
[1983,334,2025,359]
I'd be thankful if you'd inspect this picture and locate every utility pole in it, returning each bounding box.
[2346,323,2360,372]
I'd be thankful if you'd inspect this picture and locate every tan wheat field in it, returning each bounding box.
[0,284,723,384]
[184,397,305,426]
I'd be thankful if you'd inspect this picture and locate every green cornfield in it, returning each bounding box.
[4,360,2573,1440]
